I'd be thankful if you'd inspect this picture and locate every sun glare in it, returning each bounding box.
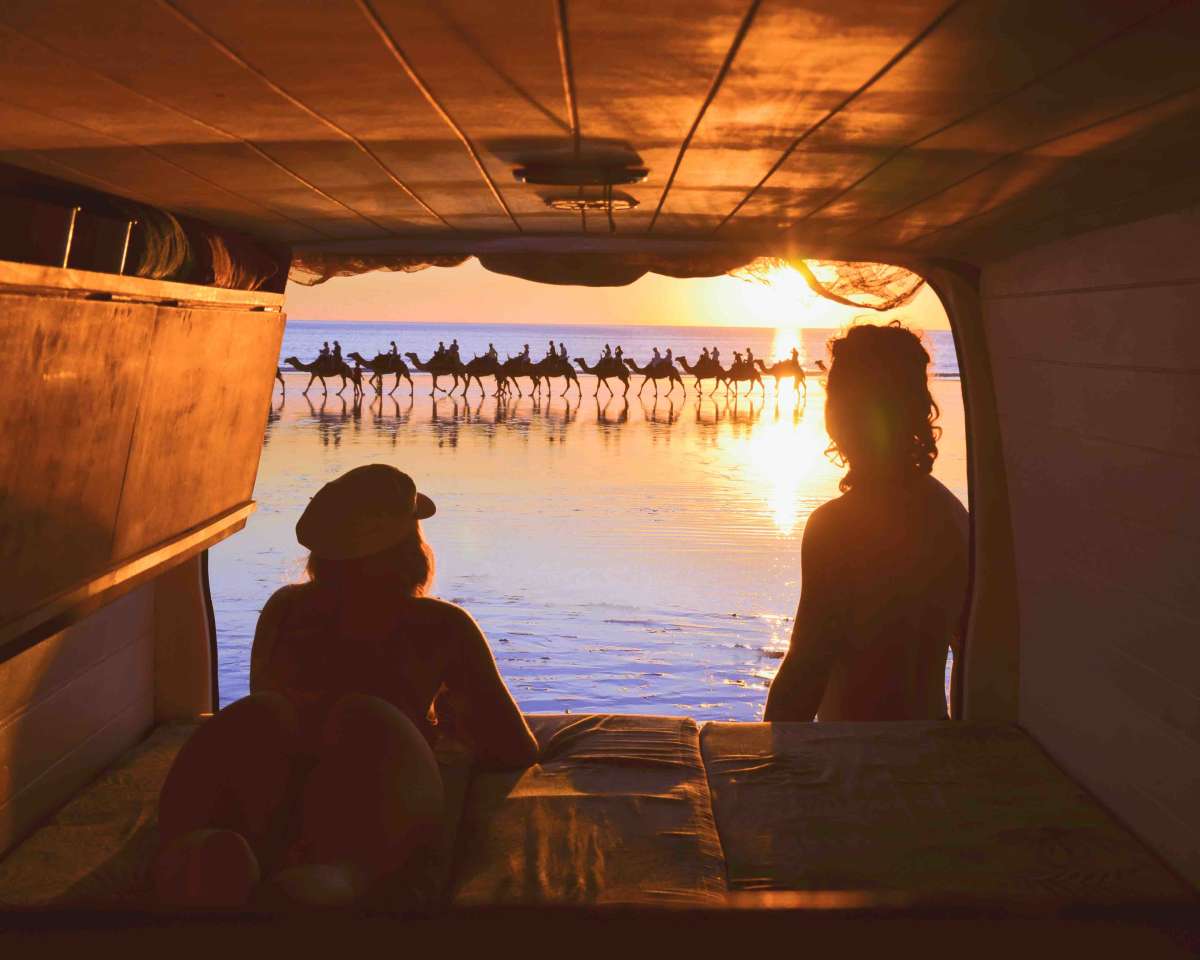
[713,263,849,331]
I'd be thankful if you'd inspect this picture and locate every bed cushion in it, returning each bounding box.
[701,721,1190,900]
[450,714,727,906]
[0,723,195,906]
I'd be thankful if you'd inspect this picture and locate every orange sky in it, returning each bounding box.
[284,259,950,330]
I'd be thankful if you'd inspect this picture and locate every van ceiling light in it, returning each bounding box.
[546,195,639,213]
[513,162,648,186]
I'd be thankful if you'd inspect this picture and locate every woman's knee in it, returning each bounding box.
[318,693,433,767]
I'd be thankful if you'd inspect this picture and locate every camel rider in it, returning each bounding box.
[745,347,754,365]
[449,339,461,361]
[733,351,744,368]
[712,346,721,364]
[487,343,498,361]
[519,343,530,360]
[319,341,331,360]
[333,341,343,363]
[701,347,710,362]
[615,345,623,362]
[389,340,398,356]
[603,343,613,359]
[791,346,800,364]
[433,340,445,359]
[547,339,556,358]
[665,347,673,366]
[652,346,662,366]
[559,342,567,360]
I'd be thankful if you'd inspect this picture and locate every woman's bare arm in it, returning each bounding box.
[764,507,842,722]
[442,605,538,769]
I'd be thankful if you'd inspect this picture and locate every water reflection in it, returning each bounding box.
[213,370,968,719]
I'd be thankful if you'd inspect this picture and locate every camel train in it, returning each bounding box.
[280,346,811,399]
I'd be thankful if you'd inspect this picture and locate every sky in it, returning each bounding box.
[284,259,950,330]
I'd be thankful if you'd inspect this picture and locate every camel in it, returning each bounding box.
[623,357,684,397]
[283,354,361,397]
[275,368,285,394]
[405,352,466,395]
[347,351,413,395]
[754,357,807,397]
[497,355,541,397]
[675,355,729,394]
[574,356,630,396]
[723,357,765,395]
[460,355,509,396]
[531,355,581,397]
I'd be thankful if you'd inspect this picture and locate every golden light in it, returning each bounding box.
[711,262,849,332]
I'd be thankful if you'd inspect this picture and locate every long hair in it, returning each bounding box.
[824,321,940,492]
[305,523,435,597]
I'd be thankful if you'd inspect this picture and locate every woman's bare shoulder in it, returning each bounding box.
[403,596,479,631]
[259,582,316,618]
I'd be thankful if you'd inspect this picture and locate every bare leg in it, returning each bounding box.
[284,694,443,900]
[154,693,302,907]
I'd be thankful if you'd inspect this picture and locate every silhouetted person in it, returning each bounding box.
[558,342,567,359]
[701,347,710,362]
[154,466,537,909]
[603,343,613,359]
[547,339,556,358]
[319,341,331,360]
[652,347,662,365]
[448,339,461,361]
[614,345,623,362]
[434,340,446,359]
[764,323,968,722]
[712,346,721,364]
[665,347,673,365]
[745,346,754,364]
[791,346,800,364]
[332,341,343,363]
[389,341,398,356]
[519,343,530,360]
[486,342,498,360]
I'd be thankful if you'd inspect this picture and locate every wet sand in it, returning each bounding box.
[210,373,967,720]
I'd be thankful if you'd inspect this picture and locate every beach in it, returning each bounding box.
[210,322,966,720]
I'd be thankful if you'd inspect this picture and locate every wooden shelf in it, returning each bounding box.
[0,502,255,662]
[0,259,283,310]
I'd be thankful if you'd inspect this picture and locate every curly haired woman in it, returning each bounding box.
[765,323,969,722]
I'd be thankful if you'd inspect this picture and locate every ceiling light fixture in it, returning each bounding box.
[513,161,648,186]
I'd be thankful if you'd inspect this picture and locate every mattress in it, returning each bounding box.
[700,721,1189,900]
[451,714,727,906]
[0,723,194,906]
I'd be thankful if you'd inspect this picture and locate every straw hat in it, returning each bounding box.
[296,464,436,560]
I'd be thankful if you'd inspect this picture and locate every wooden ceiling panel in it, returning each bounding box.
[566,0,751,232]
[809,2,1200,233]
[0,0,448,235]
[367,0,581,232]
[720,0,1165,231]
[164,0,506,227]
[0,0,1194,267]
[653,0,948,232]
[879,88,1200,248]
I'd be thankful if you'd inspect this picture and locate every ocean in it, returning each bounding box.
[209,320,965,720]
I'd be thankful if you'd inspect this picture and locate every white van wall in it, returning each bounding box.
[0,584,154,858]
[981,205,1200,887]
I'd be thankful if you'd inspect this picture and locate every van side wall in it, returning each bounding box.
[981,206,1200,887]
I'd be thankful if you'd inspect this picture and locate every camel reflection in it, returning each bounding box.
[284,380,809,452]
[305,393,362,448]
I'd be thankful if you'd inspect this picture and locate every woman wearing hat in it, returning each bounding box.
[153,465,537,908]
